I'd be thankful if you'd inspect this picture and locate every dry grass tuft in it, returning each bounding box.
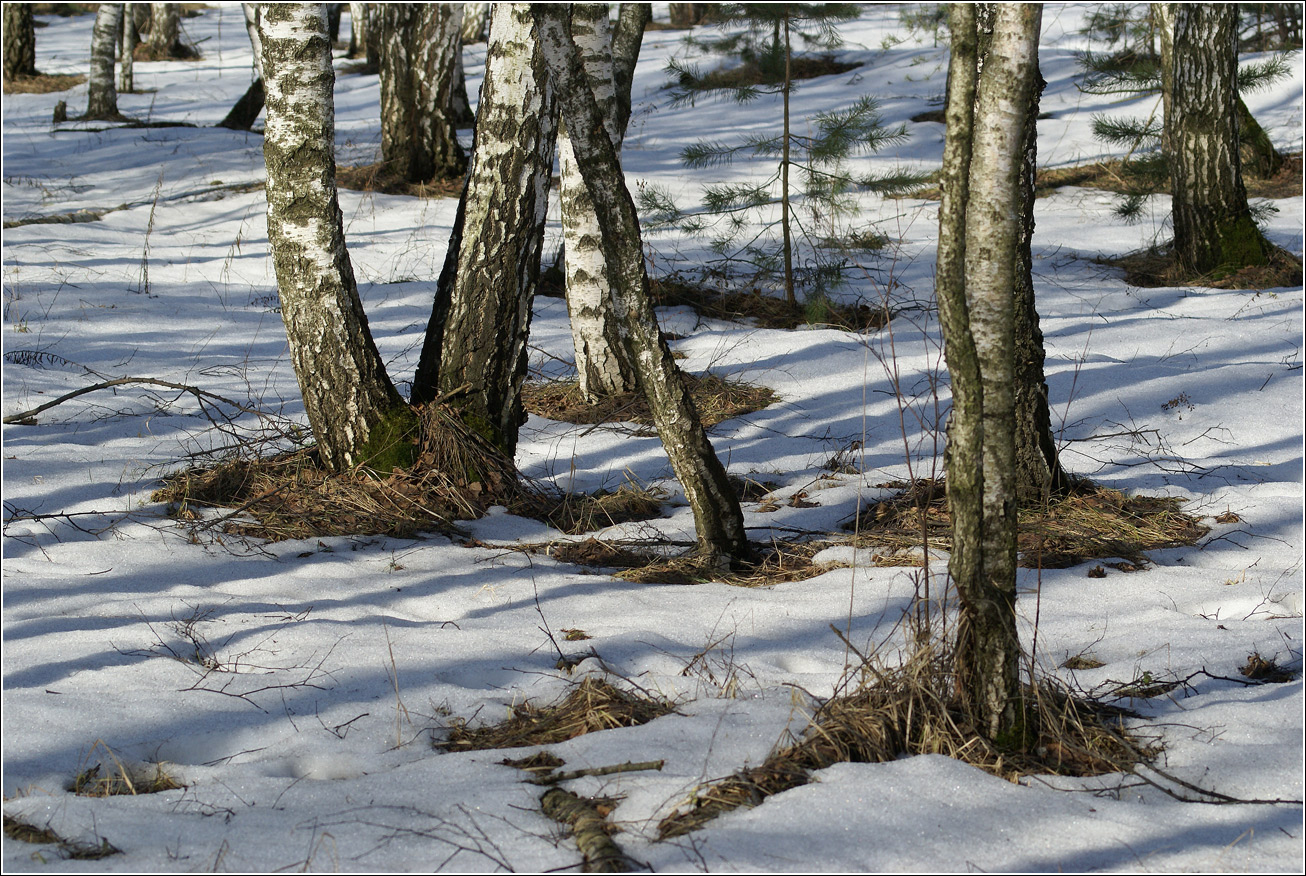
[650,275,888,331]
[3,72,86,94]
[845,479,1209,569]
[72,742,183,797]
[659,647,1151,838]
[439,677,673,752]
[336,161,464,199]
[1240,651,1298,683]
[523,373,777,428]
[1105,243,1303,291]
[545,483,669,535]
[3,815,120,859]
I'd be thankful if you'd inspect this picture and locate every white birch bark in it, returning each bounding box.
[260,3,407,472]
[86,4,123,119]
[558,4,638,401]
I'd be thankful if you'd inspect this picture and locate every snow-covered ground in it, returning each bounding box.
[3,5,1302,872]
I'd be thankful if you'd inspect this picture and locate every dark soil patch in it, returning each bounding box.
[649,275,888,331]
[522,373,777,428]
[2,72,85,94]
[438,677,673,752]
[336,161,464,199]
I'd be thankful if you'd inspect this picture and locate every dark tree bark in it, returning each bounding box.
[612,2,651,134]
[218,4,265,131]
[411,3,557,458]
[1164,4,1269,274]
[938,3,1043,744]
[535,3,750,568]
[379,3,465,183]
[259,3,411,473]
[85,4,124,120]
[668,4,717,28]
[4,4,37,80]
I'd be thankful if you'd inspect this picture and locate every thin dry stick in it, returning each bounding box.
[4,376,272,425]
[531,759,665,786]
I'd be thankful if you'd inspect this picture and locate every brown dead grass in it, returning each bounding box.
[438,677,673,752]
[522,373,776,428]
[844,479,1209,570]
[692,55,863,91]
[336,161,464,199]
[2,72,85,94]
[1105,242,1304,290]
[72,742,183,797]
[659,646,1151,838]
[2,815,120,859]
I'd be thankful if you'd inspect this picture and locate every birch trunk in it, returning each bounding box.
[86,4,123,120]
[1164,4,1269,273]
[534,4,749,567]
[938,3,1042,744]
[380,4,466,184]
[218,4,266,131]
[411,3,557,459]
[558,4,639,401]
[260,3,410,473]
[3,4,37,80]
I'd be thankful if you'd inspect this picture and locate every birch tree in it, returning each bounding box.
[260,3,413,473]
[218,4,266,131]
[937,3,1043,743]
[379,4,466,184]
[410,3,557,457]
[4,4,37,81]
[85,4,124,120]
[558,4,639,402]
[534,3,750,567]
[1161,4,1269,274]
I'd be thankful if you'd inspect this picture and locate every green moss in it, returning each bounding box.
[1216,214,1270,270]
[355,404,420,472]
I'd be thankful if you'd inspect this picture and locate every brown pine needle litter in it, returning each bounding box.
[659,646,1153,839]
[438,677,673,752]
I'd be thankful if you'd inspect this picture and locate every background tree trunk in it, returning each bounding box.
[379,4,465,184]
[260,3,410,473]
[147,3,180,58]
[347,2,367,58]
[1164,4,1269,274]
[535,4,749,568]
[85,4,123,120]
[218,4,265,131]
[938,3,1043,744]
[559,3,639,402]
[611,2,651,134]
[411,3,557,458]
[4,4,38,80]
[119,3,136,92]
[462,3,490,42]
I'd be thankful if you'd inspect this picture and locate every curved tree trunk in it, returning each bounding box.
[1164,4,1269,274]
[218,4,265,131]
[938,3,1042,744]
[411,3,557,458]
[85,4,124,120]
[4,4,38,80]
[535,4,749,568]
[559,4,639,402]
[260,3,410,473]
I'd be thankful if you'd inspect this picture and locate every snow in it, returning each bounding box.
[2,4,1302,872]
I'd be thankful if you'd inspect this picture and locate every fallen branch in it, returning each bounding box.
[532,759,664,786]
[4,376,271,425]
[540,787,636,873]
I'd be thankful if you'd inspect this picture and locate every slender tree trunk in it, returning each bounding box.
[611,2,651,134]
[148,3,180,58]
[559,3,639,402]
[411,3,557,459]
[938,3,1043,744]
[1163,4,1269,273]
[379,6,420,178]
[119,4,136,92]
[450,27,475,126]
[218,4,265,131]
[1236,96,1284,178]
[4,4,38,80]
[779,12,795,307]
[86,4,123,120]
[348,2,367,58]
[260,3,411,473]
[535,3,750,568]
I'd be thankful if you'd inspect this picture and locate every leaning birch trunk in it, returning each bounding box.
[411,3,557,458]
[218,4,266,130]
[558,4,639,402]
[611,2,651,135]
[86,4,123,120]
[534,4,749,568]
[259,3,411,473]
[938,3,1042,744]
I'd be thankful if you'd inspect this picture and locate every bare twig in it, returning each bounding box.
[4,376,276,425]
